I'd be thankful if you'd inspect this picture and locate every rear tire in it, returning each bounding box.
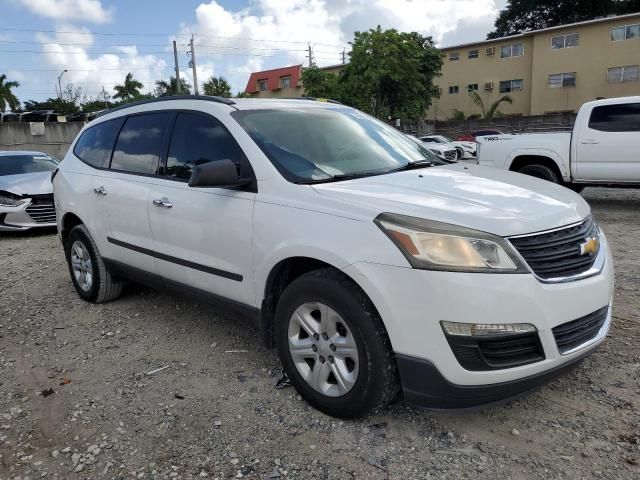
[275,268,399,418]
[517,164,560,184]
[65,224,123,303]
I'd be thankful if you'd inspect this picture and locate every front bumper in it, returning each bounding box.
[0,200,56,231]
[342,231,614,407]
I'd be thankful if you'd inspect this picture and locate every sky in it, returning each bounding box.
[0,0,508,104]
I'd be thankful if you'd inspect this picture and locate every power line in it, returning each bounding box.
[0,27,348,48]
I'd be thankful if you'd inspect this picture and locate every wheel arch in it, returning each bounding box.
[60,212,86,249]
[260,256,384,348]
[508,151,569,181]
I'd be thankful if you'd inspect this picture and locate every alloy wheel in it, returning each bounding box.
[287,302,359,397]
[70,240,94,292]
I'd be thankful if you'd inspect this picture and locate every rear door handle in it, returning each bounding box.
[93,186,107,195]
[581,139,600,144]
[152,197,173,209]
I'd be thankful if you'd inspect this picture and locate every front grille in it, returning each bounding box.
[509,216,599,280]
[25,195,56,224]
[552,306,609,354]
[447,332,545,371]
[444,150,457,161]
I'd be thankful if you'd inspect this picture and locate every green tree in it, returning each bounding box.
[0,74,20,111]
[113,72,144,101]
[23,98,80,114]
[468,91,513,120]
[489,0,640,38]
[450,109,466,121]
[202,76,232,97]
[235,91,250,98]
[154,76,191,96]
[300,66,340,99]
[339,26,442,119]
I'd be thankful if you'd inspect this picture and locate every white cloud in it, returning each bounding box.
[18,0,113,24]
[180,0,507,93]
[29,26,168,100]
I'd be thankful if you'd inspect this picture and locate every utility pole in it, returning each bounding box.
[57,69,67,100]
[173,40,181,94]
[189,35,199,95]
[341,48,346,64]
[101,86,108,109]
[307,43,313,68]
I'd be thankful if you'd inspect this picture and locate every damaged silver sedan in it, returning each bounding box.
[0,151,59,231]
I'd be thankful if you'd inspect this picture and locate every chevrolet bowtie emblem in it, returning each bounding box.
[579,237,599,256]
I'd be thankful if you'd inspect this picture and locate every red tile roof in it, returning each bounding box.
[244,65,302,93]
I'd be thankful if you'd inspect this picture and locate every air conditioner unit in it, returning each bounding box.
[485,47,495,55]
[484,82,494,91]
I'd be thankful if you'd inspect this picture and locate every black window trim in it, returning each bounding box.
[73,108,258,191]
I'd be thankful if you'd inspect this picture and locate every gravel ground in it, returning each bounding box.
[0,187,638,480]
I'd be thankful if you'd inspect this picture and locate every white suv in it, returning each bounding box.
[53,96,614,418]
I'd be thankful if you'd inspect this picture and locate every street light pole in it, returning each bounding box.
[57,69,68,100]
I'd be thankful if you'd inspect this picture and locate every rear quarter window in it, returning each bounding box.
[73,118,124,168]
[588,103,640,132]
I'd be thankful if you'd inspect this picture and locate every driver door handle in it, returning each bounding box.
[581,139,600,144]
[93,186,107,195]
[152,197,173,209]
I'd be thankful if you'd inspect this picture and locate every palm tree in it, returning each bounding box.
[202,76,232,97]
[113,72,143,102]
[469,90,512,120]
[0,74,20,112]
[154,76,191,96]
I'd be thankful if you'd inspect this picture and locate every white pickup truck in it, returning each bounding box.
[477,97,640,190]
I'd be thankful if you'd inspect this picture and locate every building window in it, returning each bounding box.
[607,65,640,83]
[551,33,579,49]
[449,52,459,61]
[500,43,524,58]
[548,72,576,88]
[448,85,459,94]
[280,76,291,89]
[467,83,478,92]
[257,79,268,91]
[499,79,524,93]
[468,49,479,59]
[611,23,640,41]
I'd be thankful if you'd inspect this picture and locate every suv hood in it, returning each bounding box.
[0,171,54,196]
[312,163,590,237]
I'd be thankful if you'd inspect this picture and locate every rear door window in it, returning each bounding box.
[165,112,251,180]
[110,113,171,174]
[588,103,640,132]
[73,118,124,168]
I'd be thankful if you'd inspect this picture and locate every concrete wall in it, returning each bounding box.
[0,122,84,159]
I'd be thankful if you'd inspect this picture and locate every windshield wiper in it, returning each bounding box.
[297,160,435,185]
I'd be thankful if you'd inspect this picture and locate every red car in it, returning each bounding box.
[457,129,504,142]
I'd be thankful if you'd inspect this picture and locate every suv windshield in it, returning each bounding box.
[232,107,443,183]
[0,154,59,176]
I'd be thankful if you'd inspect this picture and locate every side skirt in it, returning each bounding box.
[103,258,261,330]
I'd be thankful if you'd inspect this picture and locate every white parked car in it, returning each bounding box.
[477,97,640,189]
[0,151,59,231]
[53,96,613,418]
[420,135,477,159]
[419,141,459,162]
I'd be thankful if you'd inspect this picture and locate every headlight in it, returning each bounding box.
[0,195,27,207]
[375,213,528,273]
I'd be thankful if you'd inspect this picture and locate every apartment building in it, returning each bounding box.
[429,12,640,119]
[244,64,345,98]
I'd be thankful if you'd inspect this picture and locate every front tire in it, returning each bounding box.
[65,224,123,303]
[275,269,399,418]
[517,164,560,183]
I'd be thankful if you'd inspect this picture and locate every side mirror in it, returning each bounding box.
[188,159,252,189]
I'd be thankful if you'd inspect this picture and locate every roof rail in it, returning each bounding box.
[279,96,342,104]
[96,95,236,118]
